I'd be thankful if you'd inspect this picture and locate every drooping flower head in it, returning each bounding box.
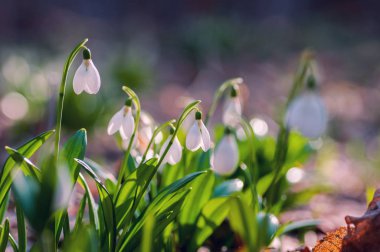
[73,48,101,95]
[211,127,239,176]
[107,98,135,140]
[285,76,328,138]
[138,111,163,150]
[159,126,182,166]
[186,111,211,152]
[223,85,242,127]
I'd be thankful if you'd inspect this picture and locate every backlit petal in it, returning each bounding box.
[285,92,327,138]
[223,98,242,127]
[212,135,239,176]
[107,108,124,135]
[159,137,171,164]
[199,120,211,151]
[72,62,87,94]
[83,60,101,94]
[169,137,182,165]
[186,121,202,151]
[120,110,135,140]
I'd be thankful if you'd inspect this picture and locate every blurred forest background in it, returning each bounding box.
[2,0,380,249]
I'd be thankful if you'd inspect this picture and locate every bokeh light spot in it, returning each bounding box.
[250,118,268,136]
[286,167,305,184]
[1,92,29,120]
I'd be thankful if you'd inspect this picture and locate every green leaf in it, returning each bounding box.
[84,158,116,183]
[0,194,9,225]
[141,213,155,252]
[118,171,205,251]
[179,170,215,237]
[5,147,41,181]
[0,219,10,252]
[73,195,87,233]
[12,172,41,232]
[60,129,87,182]
[119,188,191,251]
[0,130,54,208]
[55,129,87,241]
[228,197,258,252]
[63,226,99,252]
[212,178,244,198]
[277,219,319,236]
[114,158,158,230]
[256,173,274,196]
[190,197,230,250]
[76,159,116,252]
[16,202,26,252]
[78,173,99,230]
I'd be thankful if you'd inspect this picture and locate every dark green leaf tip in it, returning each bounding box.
[79,128,87,133]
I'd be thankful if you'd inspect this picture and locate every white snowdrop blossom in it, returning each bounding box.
[223,87,242,127]
[107,99,135,140]
[186,111,211,152]
[285,91,327,138]
[73,48,101,95]
[211,128,239,176]
[159,130,182,165]
[139,111,163,145]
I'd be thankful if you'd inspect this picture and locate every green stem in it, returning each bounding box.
[53,38,88,165]
[140,119,176,164]
[204,78,243,125]
[285,50,313,109]
[266,51,313,209]
[239,117,260,211]
[117,86,141,188]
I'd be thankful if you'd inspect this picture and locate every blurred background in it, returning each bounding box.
[2,0,380,249]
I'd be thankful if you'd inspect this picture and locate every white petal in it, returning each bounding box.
[223,98,242,127]
[186,121,202,151]
[168,137,182,165]
[212,135,239,176]
[107,108,124,135]
[72,62,87,94]
[159,137,171,164]
[285,92,327,138]
[199,120,211,151]
[140,126,153,143]
[83,60,101,94]
[120,110,135,140]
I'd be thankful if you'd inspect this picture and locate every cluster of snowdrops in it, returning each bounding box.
[0,39,327,251]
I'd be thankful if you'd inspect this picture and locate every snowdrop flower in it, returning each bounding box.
[159,127,182,165]
[285,76,327,138]
[73,48,101,95]
[186,111,211,151]
[139,111,162,145]
[107,99,135,140]
[211,127,239,176]
[223,86,242,127]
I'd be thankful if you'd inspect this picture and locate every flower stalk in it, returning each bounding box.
[205,77,243,125]
[156,100,201,168]
[53,38,88,167]
[117,86,141,187]
[267,50,313,209]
